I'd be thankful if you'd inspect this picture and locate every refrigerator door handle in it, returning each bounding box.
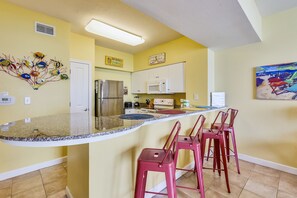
[100,98,103,116]
[100,81,104,99]
[95,80,98,94]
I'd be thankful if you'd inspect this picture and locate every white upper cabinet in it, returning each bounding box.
[131,70,148,93]
[132,62,185,94]
[166,63,185,93]
[147,65,168,81]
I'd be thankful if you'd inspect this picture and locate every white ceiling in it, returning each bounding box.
[123,0,262,50]
[5,0,297,53]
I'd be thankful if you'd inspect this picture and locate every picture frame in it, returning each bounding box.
[105,56,123,67]
[149,52,166,65]
[256,61,297,100]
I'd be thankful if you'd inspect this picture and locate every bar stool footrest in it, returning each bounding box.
[176,185,200,191]
[176,167,196,172]
[145,191,168,196]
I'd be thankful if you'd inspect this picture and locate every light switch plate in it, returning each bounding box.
[24,97,31,105]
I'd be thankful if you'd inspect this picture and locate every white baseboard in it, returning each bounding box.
[66,186,73,198]
[0,156,67,181]
[144,162,195,198]
[238,153,297,175]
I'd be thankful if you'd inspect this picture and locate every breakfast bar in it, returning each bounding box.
[0,108,222,198]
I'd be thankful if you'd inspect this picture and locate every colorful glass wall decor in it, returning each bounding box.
[0,52,68,90]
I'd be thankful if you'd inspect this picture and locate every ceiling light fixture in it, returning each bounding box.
[85,19,145,46]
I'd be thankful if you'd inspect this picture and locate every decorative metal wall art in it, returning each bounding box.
[0,52,68,90]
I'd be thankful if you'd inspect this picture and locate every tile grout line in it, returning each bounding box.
[39,169,48,197]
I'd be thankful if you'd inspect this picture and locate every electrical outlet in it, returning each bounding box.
[24,97,31,105]
[193,93,199,101]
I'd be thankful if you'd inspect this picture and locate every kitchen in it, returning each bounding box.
[1,0,297,197]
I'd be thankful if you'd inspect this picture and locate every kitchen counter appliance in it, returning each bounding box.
[95,79,124,116]
[138,98,174,113]
[147,79,168,94]
[153,98,174,109]
[124,102,132,109]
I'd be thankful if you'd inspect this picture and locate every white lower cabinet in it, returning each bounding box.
[125,109,137,114]
[125,109,143,114]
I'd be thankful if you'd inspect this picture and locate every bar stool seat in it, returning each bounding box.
[174,115,206,198]
[134,121,181,198]
[201,111,231,193]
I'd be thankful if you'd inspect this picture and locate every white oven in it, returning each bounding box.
[147,79,168,94]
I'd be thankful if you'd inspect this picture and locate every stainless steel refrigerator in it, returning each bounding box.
[95,79,124,117]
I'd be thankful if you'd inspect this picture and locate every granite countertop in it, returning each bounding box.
[0,113,144,147]
[0,107,225,147]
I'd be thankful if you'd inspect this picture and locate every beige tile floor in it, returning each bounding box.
[1,159,297,198]
[0,163,67,198]
[154,158,297,198]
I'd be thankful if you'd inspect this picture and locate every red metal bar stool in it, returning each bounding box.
[201,111,231,193]
[134,121,181,198]
[174,115,206,198]
[206,108,240,174]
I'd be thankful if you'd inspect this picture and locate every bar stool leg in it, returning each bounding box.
[173,146,180,169]
[135,166,147,198]
[165,167,177,198]
[219,135,231,193]
[224,131,230,162]
[212,144,216,173]
[230,127,240,174]
[200,136,207,165]
[214,139,221,175]
[193,146,205,198]
[206,139,212,161]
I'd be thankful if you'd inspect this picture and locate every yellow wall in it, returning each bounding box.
[95,46,133,72]
[70,33,95,63]
[0,1,69,172]
[134,37,208,106]
[215,8,297,167]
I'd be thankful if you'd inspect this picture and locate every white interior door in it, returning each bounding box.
[70,60,90,113]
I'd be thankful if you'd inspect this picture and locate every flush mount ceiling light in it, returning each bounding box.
[85,19,145,46]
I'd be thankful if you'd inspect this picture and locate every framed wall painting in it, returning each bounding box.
[256,62,297,100]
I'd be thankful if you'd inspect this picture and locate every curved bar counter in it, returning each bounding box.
[0,108,222,147]
[0,107,224,198]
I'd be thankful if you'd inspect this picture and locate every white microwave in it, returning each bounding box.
[147,79,168,94]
